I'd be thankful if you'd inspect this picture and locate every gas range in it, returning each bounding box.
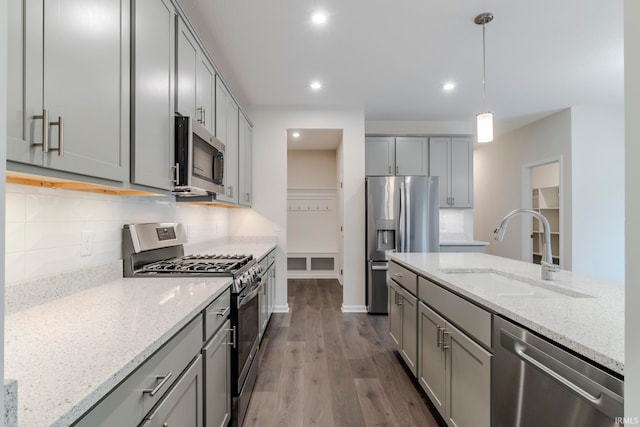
[122,223,258,293]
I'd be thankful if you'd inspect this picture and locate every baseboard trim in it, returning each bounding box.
[341,305,367,313]
[273,304,290,313]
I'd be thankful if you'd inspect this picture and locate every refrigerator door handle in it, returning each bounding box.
[399,181,406,252]
[371,264,388,271]
[405,179,411,252]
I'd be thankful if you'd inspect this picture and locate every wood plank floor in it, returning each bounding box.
[243,279,444,427]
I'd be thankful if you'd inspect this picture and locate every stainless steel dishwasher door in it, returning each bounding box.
[492,316,623,427]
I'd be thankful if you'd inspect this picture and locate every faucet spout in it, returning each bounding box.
[493,209,559,281]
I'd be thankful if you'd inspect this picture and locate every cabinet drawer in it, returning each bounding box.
[75,316,203,427]
[389,261,418,295]
[418,277,491,348]
[203,287,231,342]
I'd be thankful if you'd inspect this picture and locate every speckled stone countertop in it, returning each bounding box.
[4,239,277,427]
[388,252,624,375]
[439,240,489,246]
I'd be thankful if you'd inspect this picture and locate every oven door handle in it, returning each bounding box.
[238,284,261,308]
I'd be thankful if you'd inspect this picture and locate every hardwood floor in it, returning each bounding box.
[243,279,443,427]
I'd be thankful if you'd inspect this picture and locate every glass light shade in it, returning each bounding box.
[476,112,494,143]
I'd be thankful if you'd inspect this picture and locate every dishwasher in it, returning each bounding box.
[492,316,624,427]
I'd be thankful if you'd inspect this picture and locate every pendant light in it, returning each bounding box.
[475,12,494,143]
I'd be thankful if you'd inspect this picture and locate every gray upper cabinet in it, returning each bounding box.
[176,17,198,119]
[365,137,428,176]
[395,137,428,175]
[216,78,239,204]
[238,112,253,207]
[176,18,216,134]
[131,0,176,190]
[429,137,473,208]
[7,0,130,182]
[365,137,395,175]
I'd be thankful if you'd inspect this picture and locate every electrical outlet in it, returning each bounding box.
[81,231,93,257]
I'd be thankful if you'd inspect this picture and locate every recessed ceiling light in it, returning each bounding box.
[292,132,300,138]
[310,81,322,91]
[311,11,328,25]
[443,82,456,91]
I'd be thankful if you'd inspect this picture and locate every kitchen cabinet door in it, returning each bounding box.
[141,355,203,427]
[428,137,451,208]
[388,281,402,347]
[131,0,176,190]
[418,302,447,416]
[215,78,239,204]
[176,17,198,119]
[446,322,491,427]
[365,137,395,176]
[8,0,129,182]
[400,287,418,377]
[203,320,231,427]
[238,112,253,206]
[395,137,428,176]
[429,137,473,208]
[449,137,473,208]
[196,57,216,134]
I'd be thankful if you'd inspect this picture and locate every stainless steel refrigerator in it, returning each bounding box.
[366,176,439,314]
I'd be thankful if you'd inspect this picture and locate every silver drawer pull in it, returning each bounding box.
[227,327,237,348]
[32,109,49,152]
[143,372,173,397]
[442,331,451,351]
[436,326,443,348]
[215,306,230,318]
[49,115,64,156]
[393,273,403,277]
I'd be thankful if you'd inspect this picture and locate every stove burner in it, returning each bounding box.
[139,254,254,275]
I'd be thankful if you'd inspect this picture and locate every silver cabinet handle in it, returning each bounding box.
[215,306,230,318]
[227,186,234,197]
[393,273,403,278]
[49,115,64,156]
[227,327,237,348]
[32,109,49,152]
[442,330,450,351]
[436,326,443,348]
[451,197,455,206]
[244,192,250,202]
[142,372,173,397]
[388,165,392,174]
[172,163,180,185]
[396,165,399,175]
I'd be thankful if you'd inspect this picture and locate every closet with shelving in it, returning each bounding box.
[531,162,561,266]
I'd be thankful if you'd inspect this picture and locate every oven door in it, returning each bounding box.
[236,282,261,392]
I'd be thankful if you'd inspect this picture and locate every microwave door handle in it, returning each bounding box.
[173,163,180,185]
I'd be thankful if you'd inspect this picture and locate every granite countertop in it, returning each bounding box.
[4,239,277,427]
[387,252,624,375]
[440,240,489,246]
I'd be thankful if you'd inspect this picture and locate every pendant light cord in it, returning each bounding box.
[482,23,487,111]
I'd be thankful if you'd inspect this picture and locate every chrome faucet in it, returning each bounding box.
[493,209,560,281]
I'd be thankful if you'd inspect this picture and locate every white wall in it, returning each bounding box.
[474,110,573,267]
[365,120,472,135]
[625,0,640,416]
[532,162,559,188]
[5,184,229,284]
[1,0,8,419]
[571,105,625,281]
[235,106,365,312]
[287,150,337,189]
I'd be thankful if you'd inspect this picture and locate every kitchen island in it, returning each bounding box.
[388,252,624,374]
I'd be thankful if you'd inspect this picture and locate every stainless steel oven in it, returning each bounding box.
[122,222,264,427]
[174,116,225,197]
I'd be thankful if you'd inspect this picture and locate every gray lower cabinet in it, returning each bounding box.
[74,316,203,427]
[7,0,129,182]
[418,302,491,427]
[140,355,204,427]
[388,278,418,376]
[203,320,231,427]
[131,0,176,190]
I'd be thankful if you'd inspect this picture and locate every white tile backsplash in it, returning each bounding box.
[439,208,474,241]
[5,183,230,284]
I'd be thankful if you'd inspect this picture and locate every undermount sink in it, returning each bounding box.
[440,268,593,299]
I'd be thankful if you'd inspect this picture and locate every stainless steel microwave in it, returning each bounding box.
[174,116,225,196]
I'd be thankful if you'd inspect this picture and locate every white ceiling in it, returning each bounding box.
[193,0,623,136]
[287,129,343,150]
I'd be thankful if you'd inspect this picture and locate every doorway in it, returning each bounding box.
[286,129,343,282]
[525,160,562,267]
